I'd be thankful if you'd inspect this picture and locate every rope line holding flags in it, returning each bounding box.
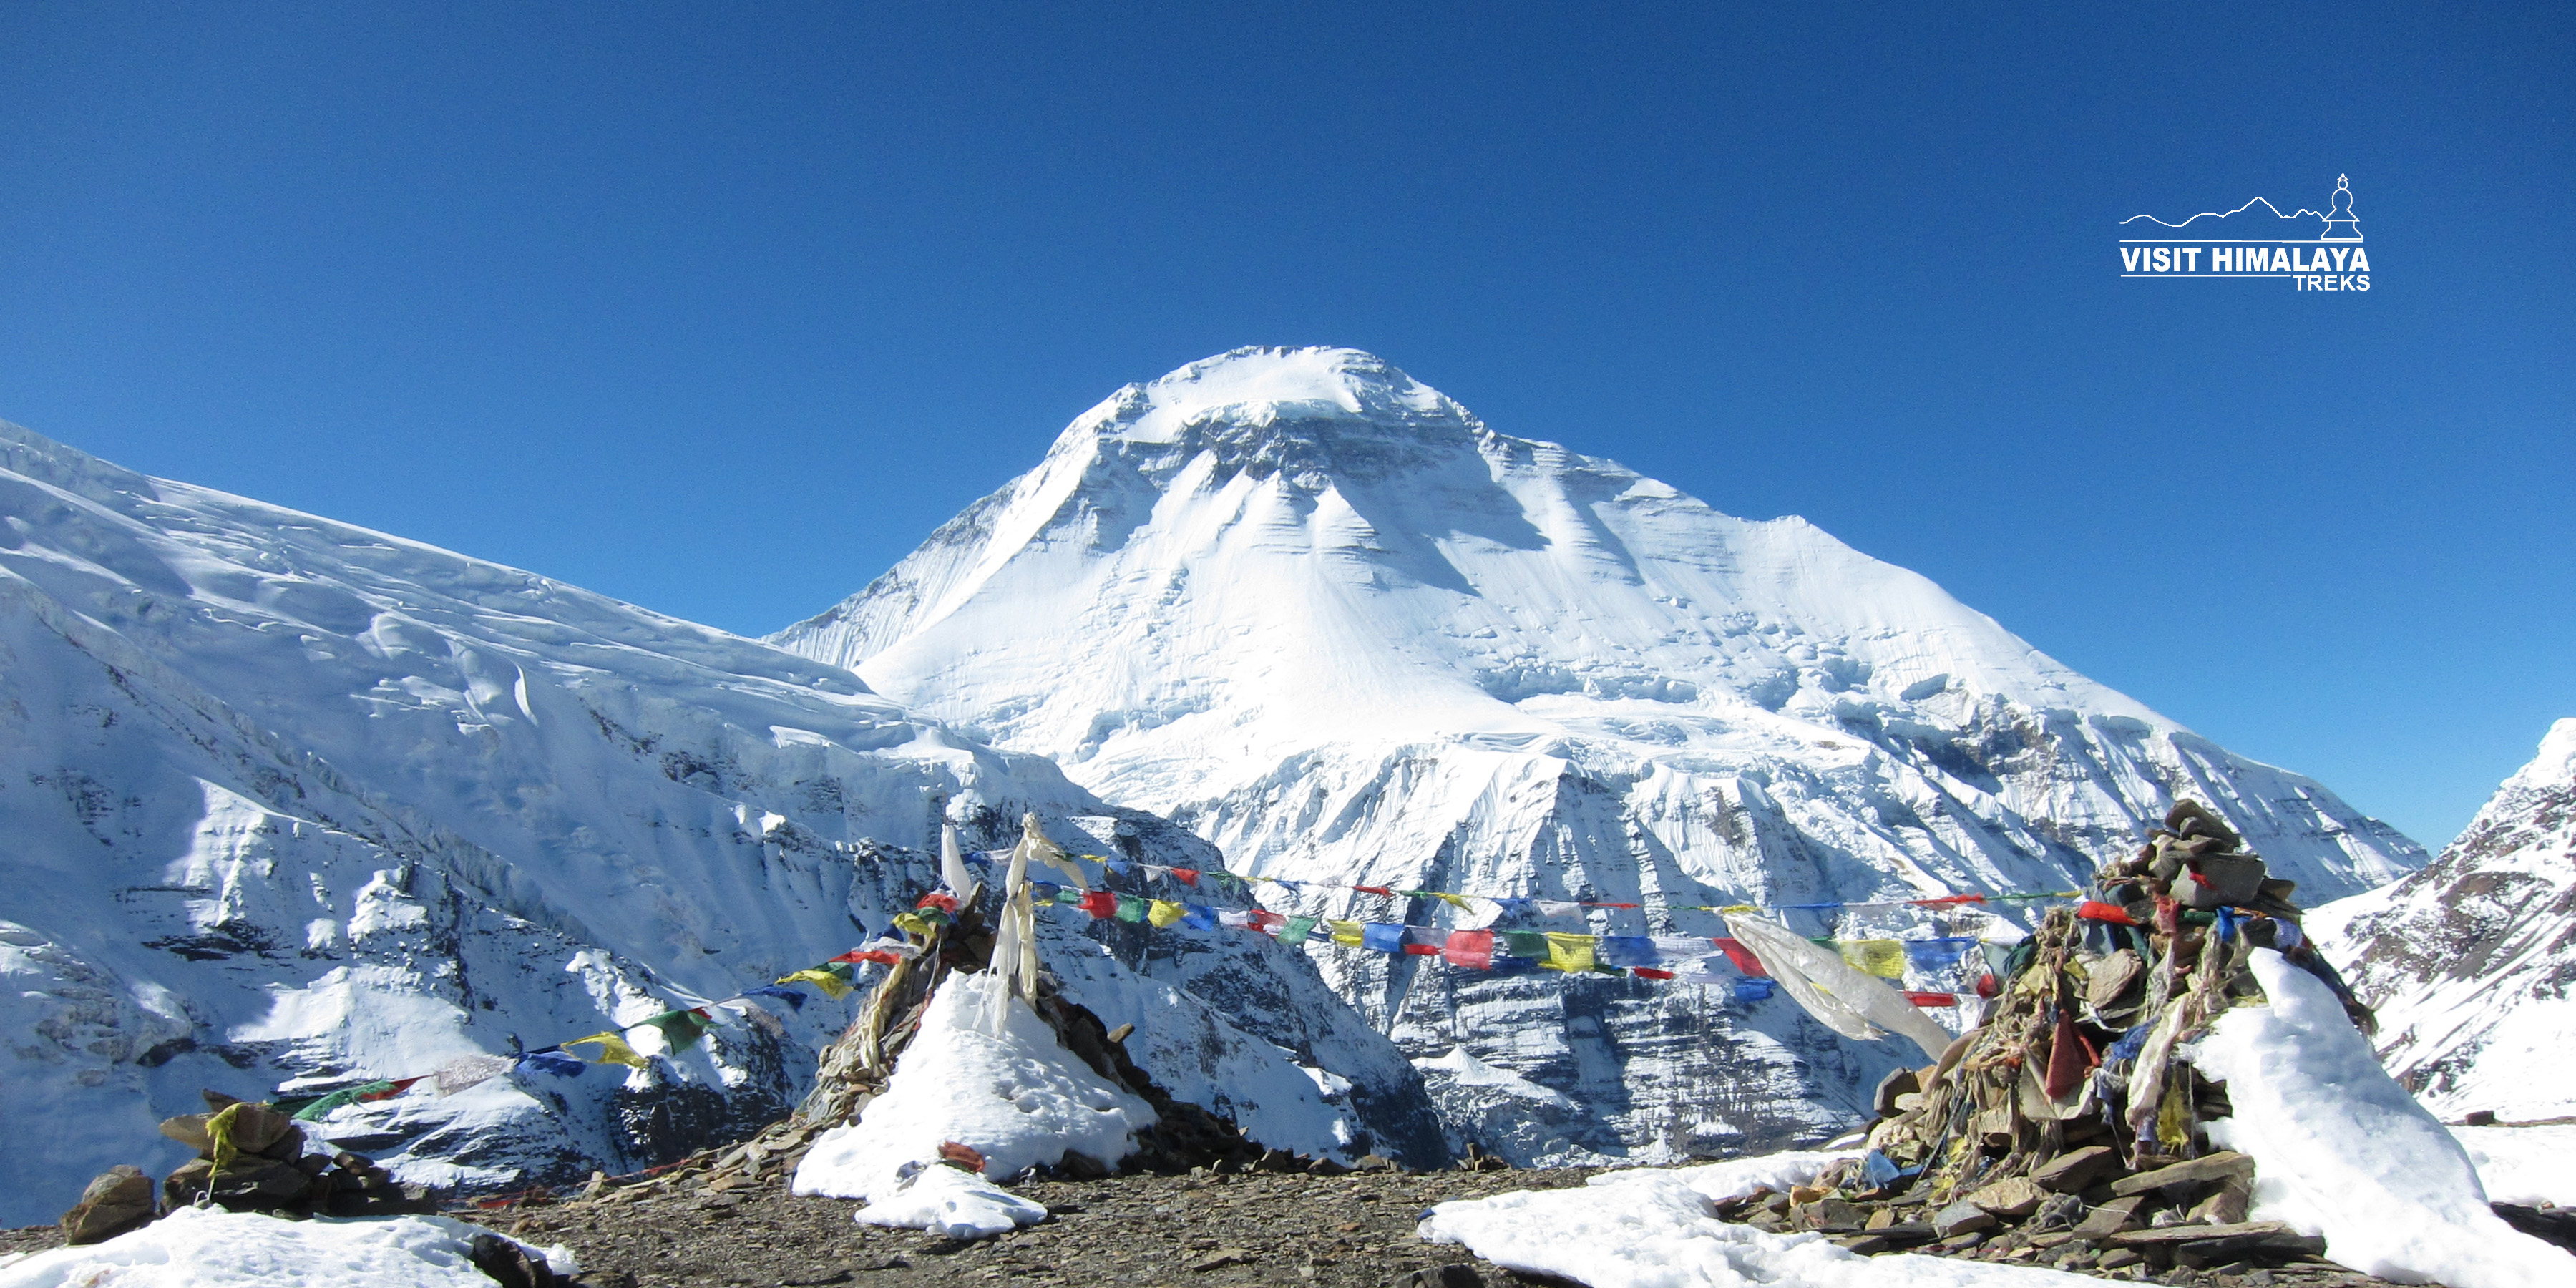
[267,821,2088,1121]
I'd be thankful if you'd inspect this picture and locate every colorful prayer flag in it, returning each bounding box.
[1712,937,1768,977]
[1079,890,1119,919]
[518,1049,586,1078]
[1839,939,1908,980]
[567,1031,652,1069]
[1276,915,1317,946]
[1147,899,1185,927]
[1328,920,1364,946]
[1442,930,1494,970]
[778,965,857,1000]
[646,1009,710,1054]
[1361,923,1407,953]
[1596,935,1658,968]
[1115,894,1149,924]
[1543,932,1596,973]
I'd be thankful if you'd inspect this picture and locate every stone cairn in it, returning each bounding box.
[57,1090,440,1245]
[1712,801,2369,1277]
[637,861,1465,1209]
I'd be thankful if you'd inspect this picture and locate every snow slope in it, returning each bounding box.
[773,346,2426,1161]
[2312,718,2576,1121]
[0,421,1432,1224]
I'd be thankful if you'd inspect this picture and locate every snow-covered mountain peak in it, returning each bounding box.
[1068,346,1471,451]
[775,346,2424,1163]
[2517,717,2576,790]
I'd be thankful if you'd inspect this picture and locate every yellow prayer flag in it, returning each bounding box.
[1543,932,1596,973]
[1328,920,1364,946]
[1433,892,1473,910]
[1719,904,1760,914]
[776,967,856,1000]
[892,912,936,939]
[1147,899,1184,927]
[1839,939,1908,980]
[567,1031,653,1069]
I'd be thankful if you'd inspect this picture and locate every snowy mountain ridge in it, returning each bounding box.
[2312,718,2576,1121]
[776,345,2428,1162]
[0,419,1436,1225]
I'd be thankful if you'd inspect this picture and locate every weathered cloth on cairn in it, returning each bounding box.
[1714,801,2375,1272]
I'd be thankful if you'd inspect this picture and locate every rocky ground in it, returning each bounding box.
[1,1163,2457,1288]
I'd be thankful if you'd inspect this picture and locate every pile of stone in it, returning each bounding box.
[56,1090,439,1246]
[1712,802,2368,1278]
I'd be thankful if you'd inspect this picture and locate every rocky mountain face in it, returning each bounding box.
[2312,719,2576,1121]
[773,346,2426,1164]
[0,421,1434,1225]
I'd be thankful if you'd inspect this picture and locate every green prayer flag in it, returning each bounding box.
[1278,915,1317,946]
[291,1081,397,1121]
[1115,893,1148,923]
[1501,931,1550,960]
[647,1009,710,1054]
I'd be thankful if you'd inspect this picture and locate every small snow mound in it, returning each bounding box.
[791,970,1153,1231]
[855,1162,1053,1240]
[2195,949,2576,1288]
[0,1206,562,1288]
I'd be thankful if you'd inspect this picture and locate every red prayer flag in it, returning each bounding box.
[1402,943,1440,955]
[1247,909,1287,928]
[1170,868,1200,886]
[2075,900,2138,924]
[1712,937,1768,977]
[1352,884,1395,897]
[916,892,962,914]
[1910,894,1986,908]
[1904,992,1958,1007]
[1078,890,1119,919]
[1442,930,1494,970]
[358,1078,422,1102]
[1631,967,1676,980]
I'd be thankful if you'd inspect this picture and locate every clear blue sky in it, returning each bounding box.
[4,2,2568,849]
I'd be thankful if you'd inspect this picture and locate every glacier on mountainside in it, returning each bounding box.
[0,421,1435,1225]
[2312,718,2576,1122]
[772,345,2426,1163]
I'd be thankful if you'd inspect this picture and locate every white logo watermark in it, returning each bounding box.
[2119,175,2370,291]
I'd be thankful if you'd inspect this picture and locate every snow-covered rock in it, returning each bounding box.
[2195,948,2575,1288]
[2311,718,2576,1121]
[0,421,1433,1224]
[791,971,1152,1231]
[773,345,2426,1161]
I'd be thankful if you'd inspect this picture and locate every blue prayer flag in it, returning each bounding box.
[1596,936,1658,967]
[1361,923,1407,953]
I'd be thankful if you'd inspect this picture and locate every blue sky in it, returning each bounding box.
[3,2,2568,848]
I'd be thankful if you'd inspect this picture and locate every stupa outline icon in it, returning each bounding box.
[2321,175,2363,242]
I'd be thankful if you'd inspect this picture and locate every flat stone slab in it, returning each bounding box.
[2107,1219,2294,1247]
[2107,1151,2253,1196]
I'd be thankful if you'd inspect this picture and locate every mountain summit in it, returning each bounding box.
[775,346,2424,1161]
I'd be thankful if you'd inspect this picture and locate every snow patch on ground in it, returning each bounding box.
[2195,949,2576,1288]
[791,971,1152,1235]
[1420,1151,2088,1287]
[0,1206,573,1288]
